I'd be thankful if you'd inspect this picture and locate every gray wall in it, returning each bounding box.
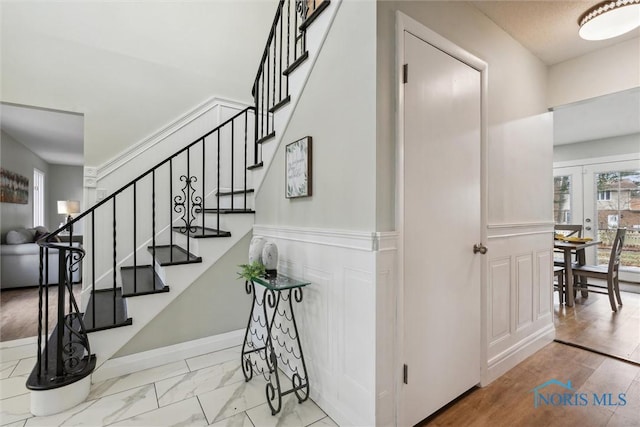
[255,0,377,231]
[115,231,252,357]
[376,1,549,230]
[553,133,640,163]
[47,164,84,234]
[0,130,50,239]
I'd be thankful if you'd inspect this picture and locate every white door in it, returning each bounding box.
[402,31,482,425]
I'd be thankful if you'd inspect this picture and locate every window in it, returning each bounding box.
[597,190,611,201]
[33,169,45,226]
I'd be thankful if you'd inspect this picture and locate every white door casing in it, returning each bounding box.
[396,12,488,427]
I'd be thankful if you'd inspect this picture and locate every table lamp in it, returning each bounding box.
[57,200,80,231]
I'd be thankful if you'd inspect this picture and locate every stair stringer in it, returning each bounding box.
[249,0,342,194]
[89,213,254,372]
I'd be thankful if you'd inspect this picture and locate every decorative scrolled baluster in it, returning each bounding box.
[173,175,203,234]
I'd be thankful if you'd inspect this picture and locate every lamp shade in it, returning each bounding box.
[57,200,81,215]
[579,0,640,40]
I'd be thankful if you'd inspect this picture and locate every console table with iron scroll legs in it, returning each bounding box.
[240,274,311,415]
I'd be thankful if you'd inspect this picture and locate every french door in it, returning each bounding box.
[554,159,640,283]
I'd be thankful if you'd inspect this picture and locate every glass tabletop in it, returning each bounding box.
[250,274,311,290]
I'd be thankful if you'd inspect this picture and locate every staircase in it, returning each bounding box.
[27,0,334,416]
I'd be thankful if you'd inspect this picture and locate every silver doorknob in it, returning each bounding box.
[473,243,488,254]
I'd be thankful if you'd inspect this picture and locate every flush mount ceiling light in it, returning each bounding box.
[579,0,640,40]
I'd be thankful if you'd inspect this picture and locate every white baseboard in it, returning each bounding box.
[484,324,555,385]
[91,329,244,383]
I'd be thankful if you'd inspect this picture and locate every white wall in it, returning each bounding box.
[548,37,640,108]
[554,133,640,164]
[376,0,549,231]
[0,131,50,238]
[1,1,277,167]
[48,165,84,234]
[255,1,376,232]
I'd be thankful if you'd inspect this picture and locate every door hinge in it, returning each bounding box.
[403,64,408,84]
[403,364,408,384]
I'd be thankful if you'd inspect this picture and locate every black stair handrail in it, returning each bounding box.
[29,106,256,390]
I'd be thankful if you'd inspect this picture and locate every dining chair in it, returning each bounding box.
[554,224,584,266]
[572,228,626,312]
[553,266,565,304]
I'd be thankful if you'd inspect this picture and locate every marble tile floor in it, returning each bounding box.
[0,341,336,427]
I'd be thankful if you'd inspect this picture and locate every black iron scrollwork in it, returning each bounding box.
[295,0,309,20]
[173,175,203,234]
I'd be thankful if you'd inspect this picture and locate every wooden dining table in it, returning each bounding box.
[554,239,601,306]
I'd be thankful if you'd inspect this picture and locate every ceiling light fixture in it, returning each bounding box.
[578,0,640,40]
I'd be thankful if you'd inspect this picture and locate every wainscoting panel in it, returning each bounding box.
[252,225,383,427]
[484,225,555,383]
[489,258,511,342]
[516,254,533,330]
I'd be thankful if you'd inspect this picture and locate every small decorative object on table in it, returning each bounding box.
[248,236,266,264]
[262,242,278,278]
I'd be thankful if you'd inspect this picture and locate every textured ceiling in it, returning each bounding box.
[470,1,640,65]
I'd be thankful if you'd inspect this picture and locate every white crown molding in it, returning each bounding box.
[95,96,251,181]
[253,224,398,252]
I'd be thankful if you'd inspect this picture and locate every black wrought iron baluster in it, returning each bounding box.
[186,150,191,254]
[113,197,117,325]
[294,1,299,61]
[56,248,66,377]
[279,9,283,102]
[170,161,173,263]
[254,87,259,165]
[287,0,291,95]
[273,26,277,108]
[201,138,206,236]
[37,247,44,377]
[266,51,270,135]
[217,130,221,235]
[44,247,49,370]
[231,120,235,212]
[152,170,156,289]
[133,182,137,294]
[261,68,265,140]
[92,211,96,328]
[244,111,248,210]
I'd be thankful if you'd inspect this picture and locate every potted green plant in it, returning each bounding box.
[237,261,266,281]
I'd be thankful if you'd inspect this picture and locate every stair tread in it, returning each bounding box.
[148,244,202,265]
[257,131,276,145]
[283,51,309,76]
[26,314,96,390]
[121,265,169,297]
[247,162,263,170]
[299,0,330,31]
[84,288,132,332]
[269,96,291,113]
[172,226,231,238]
[217,189,255,196]
[200,208,255,214]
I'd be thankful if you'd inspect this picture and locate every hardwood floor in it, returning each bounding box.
[421,289,640,426]
[421,342,640,426]
[555,289,640,364]
[0,284,82,342]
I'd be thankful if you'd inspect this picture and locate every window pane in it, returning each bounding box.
[595,170,640,270]
[554,175,571,225]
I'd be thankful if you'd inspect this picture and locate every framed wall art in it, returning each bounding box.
[285,136,312,198]
[0,168,29,204]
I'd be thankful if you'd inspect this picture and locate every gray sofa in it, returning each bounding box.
[1,227,82,289]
